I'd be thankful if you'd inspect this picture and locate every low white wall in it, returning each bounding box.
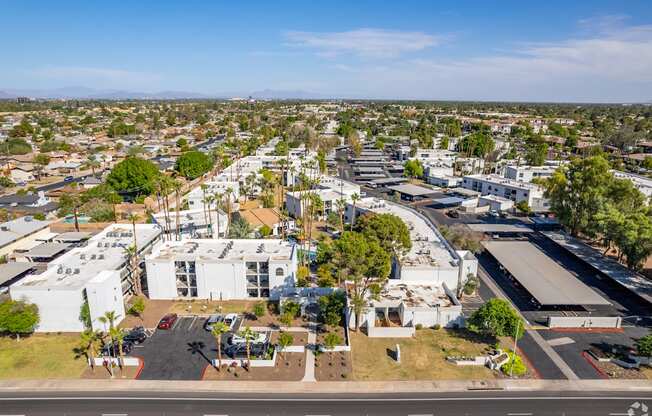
[318,345,351,352]
[367,326,415,338]
[446,356,486,366]
[547,316,622,329]
[93,357,140,366]
[211,349,278,367]
[278,345,305,353]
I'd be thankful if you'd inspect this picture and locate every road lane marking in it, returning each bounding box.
[408,414,434,416]
[507,413,533,415]
[0,396,646,402]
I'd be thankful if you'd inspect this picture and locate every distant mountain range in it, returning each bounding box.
[0,86,332,100]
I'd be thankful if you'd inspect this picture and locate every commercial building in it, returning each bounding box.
[10,224,162,332]
[461,174,548,210]
[145,239,298,301]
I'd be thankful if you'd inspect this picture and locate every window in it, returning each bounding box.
[246,261,271,298]
[275,267,284,276]
[176,261,197,298]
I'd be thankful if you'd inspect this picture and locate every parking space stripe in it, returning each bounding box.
[188,315,198,330]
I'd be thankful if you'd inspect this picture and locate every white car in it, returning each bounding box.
[222,313,238,331]
[229,331,267,345]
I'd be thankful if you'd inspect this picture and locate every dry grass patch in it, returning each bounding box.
[350,328,497,380]
[0,334,86,379]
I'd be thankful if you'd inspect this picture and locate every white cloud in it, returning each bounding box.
[328,23,652,102]
[284,28,443,58]
[33,66,162,88]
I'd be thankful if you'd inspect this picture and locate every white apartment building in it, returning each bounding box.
[186,181,240,212]
[345,198,477,290]
[503,164,559,183]
[286,175,361,219]
[152,208,228,239]
[145,239,297,301]
[10,224,162,332]
[462,174,548,209]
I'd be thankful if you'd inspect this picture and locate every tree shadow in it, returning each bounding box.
[187,341,211,364]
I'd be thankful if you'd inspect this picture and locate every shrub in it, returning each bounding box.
[253,301,266,318]
[415,324,423,330]
[127,297,146,318]
[501,351,527,376]
[324,332,342,350]
[282,301,301,318]
[432,324,441,330]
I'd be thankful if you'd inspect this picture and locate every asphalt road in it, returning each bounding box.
[34,174,92,192]
[0,391,649,415]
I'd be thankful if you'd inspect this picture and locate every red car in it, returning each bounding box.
[157,313,178,330]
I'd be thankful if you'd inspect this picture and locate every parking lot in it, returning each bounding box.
[134,315,231,380]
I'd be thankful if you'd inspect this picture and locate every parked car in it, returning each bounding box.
[204,314,223,331]
[64,175,74,182]
[228,331,267,345]
[157,313,178,330]
[123,326,147,344]
[446,210,460,218]
[224,341,268,359]
[487,210,500,218]
[222,313,238,331]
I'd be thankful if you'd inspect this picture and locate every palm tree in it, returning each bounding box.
[238,326,256,369]
[214,192,223,238]
[224,186,234,235]
[98,310,119,330]
[350,192,360,231]
[211,322,230,371]
[109,326,126,375]
[172,179,182,241]
[78,330,102,372]
[200,184,209,226]
[205,195,215,237]
[277,331,293,362]
[126,212,141,294]
[86,155,101,176]
[336,198,346,233]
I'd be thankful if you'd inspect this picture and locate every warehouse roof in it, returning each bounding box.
[482,240,609,306]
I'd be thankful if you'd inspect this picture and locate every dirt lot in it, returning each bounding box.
[315,351,352,381]
[203,352,305,381]
[350,328,497,380]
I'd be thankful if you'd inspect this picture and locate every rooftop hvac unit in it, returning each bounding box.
[98,254,105,260]
[91,254,96,260]
[65,268,72,274]
[97,242,102,247]
[80,254,86,260]
[57,266,63,274]
[104,243,110,248]
[0,226,8,231]
[73,268,80,274]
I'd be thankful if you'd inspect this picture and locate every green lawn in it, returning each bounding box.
[0,334,86,379]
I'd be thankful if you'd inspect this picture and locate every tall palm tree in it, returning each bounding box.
[336,198,346,233]
[78,330,102,372]
[211,322,229,371]
[205,195,215,237]
[214,192,223,238]
[126,212,141,294]
[200,184,209,226]
[350,192,360,231]
[109,326,126,375]
[172,179,182,241]
[98,310,119,330]
[225,186,234,235]
[238,326,256,369]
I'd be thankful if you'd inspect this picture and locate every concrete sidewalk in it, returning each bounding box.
[0,379,650,394]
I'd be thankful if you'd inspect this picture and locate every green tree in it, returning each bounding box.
[636,334,652,358]
[318,291,346,328]
[238,326,257,368]
[106,157,161,197]
[127,297,146,319]
[176,137,188,148]
[175,151,214,179]
[228,217,253,238]
[323,332,342,350]
[316,264,336,287]
[467,298,524,339]
[330,232,390,330]
[0,299,40,340]
[278,331,294,360]
[355,213,412,259]
[403,159,424,179]
[459,132,495,157]
[77,329,103,372]
[258,224,272,237]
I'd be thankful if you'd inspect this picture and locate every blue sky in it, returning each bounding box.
[2,0,652,102]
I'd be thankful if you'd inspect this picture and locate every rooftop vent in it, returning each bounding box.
[65,268,71,274]
[98,254,105,260]
[80,254,86,260]
[73,268,80,274]
[57,265,63,274]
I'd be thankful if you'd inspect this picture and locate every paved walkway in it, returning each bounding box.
[477,265,579,380]
[302,325,317,382]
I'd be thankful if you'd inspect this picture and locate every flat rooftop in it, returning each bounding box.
[388,184,438,197]
[467,223,533,233]
[14,224,162,290]
[482,240,609,306]
[0,262,37,286]
[149,239,295,263]
[21,242,70,258]
[0,217,51,248]
[542,231,652,304]
[356,198,457,270]
[374,283,453,308]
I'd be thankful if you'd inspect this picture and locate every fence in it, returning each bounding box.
[211,349,278,368]
[547,316,622,329]
[92,356,140,367]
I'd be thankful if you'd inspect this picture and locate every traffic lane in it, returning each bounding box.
[0,395,648,416]
[34,174,93,192]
